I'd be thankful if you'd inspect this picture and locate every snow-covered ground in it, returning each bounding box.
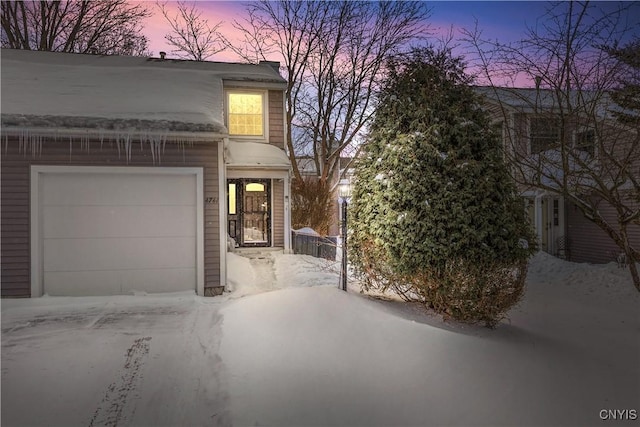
[2,252,638,426]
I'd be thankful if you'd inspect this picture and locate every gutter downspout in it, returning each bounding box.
[218,138,228,293]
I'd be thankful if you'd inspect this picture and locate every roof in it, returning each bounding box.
[475,86,615,118]
[0,49,286,136]
[226,141,290,169]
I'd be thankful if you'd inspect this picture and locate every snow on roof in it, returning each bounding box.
[226,141,290,169]
[0,49,286,135]
[475,86,615,118]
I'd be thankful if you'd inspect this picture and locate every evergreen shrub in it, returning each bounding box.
[349,48,536,326]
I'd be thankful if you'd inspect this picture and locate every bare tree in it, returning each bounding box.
[157,1,225,61]
[464,1,640,290]
[227,0,430,234]
[1,0,150,55]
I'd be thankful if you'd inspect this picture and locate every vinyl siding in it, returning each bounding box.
[272,179,284,247]
[268,90,285,150]
[1,137,222,297]
[567,198,640,264]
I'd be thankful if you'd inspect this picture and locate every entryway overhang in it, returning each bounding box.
[225,140,290,169]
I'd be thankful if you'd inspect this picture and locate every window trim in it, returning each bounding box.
[225,89,269,141]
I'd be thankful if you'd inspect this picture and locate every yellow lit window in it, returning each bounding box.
[246,183,265,192]
[228,183,237,214]
[228,93,264,136]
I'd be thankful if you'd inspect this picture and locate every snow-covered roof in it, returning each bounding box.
[475,86,615,118]
[226,141,290,169]
[1,49,286,136]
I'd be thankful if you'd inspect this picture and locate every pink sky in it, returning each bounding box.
[143,1,246,62]
[139,1,639,88]
[141,1,543,86]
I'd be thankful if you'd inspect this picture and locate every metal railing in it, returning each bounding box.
[291,230,337,261]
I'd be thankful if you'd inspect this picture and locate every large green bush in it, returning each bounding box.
[349,48,536,326]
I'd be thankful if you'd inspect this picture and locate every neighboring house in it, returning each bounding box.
[1,49,290,298]
[477,86,639,263]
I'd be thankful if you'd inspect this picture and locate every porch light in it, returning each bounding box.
[338,179,351,292]
[338,179,352,199]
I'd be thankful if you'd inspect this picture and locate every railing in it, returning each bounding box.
[291,229,337,261]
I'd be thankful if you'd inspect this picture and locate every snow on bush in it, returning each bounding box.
[350,48,536,327]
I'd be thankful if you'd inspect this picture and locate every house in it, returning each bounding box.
[1,49,290,298]
[477,86,639,263]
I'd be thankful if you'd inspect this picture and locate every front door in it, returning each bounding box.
[525,195,564,255]
[228,179,271,247]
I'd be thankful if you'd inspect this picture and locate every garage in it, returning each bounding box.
[31,166,204,296]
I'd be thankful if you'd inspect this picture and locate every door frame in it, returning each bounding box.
[227,178,272,247]
[524,192,565,256]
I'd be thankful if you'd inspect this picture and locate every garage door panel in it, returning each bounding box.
[42,173,197,206]
[44,268,195,296]
[39,168,201,296]
[43,205,196,239]
[43,237,196,272]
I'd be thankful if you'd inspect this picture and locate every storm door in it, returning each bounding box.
[227,179,271,247]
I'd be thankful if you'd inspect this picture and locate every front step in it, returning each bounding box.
[234,247,284,260]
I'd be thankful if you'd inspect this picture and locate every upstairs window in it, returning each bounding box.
[574,128,596,157]
[227,92,265,137]
[530,117,560,154]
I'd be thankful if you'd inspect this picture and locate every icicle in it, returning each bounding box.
[150,137,156,165]
[160,135,165,164]
[127,134,132,163]
[69,136,73,160]
[20,131,27,157]
[4,134,8,156]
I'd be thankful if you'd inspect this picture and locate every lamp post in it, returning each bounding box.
[338,180,351,292]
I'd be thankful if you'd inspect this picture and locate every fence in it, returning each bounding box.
[291,230,338,261]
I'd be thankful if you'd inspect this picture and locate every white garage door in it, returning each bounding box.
[38,169,199,296]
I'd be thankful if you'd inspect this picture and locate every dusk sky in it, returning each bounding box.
[144,1,554,61]
[143,1,639,86]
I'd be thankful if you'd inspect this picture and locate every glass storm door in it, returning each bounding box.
[227,179,271,247]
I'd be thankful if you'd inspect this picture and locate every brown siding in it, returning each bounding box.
[272,179,285,247]
[567,198,640,264]
[269,90,285,150]
[1,137,221,297]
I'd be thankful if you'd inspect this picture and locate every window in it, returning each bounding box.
[530,117,559,154]
[227,92,265,137]
[574,128,596,157]
[228,183,237,215]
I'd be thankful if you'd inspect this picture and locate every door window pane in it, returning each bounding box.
[228,183,236,215]
[246,182,265,192]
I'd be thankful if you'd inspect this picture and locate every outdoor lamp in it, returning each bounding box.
[338,180,352,199]
[338,179,351,291]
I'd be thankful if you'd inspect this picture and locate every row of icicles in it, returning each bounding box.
[6,132,194,164]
